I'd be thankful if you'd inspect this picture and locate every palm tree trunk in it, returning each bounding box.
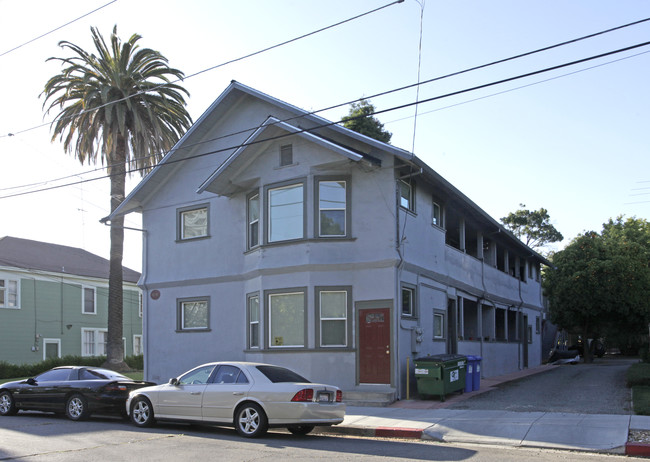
[103,137,128,371]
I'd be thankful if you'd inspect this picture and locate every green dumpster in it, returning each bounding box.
[414,354,467,401]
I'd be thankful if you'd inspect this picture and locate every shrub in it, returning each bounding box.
[0,356,143,380]
[627,362,650,387]
[633,386,650,415]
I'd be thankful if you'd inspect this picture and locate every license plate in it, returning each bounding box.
[319,394,331,402]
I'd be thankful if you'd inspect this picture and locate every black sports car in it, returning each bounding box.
[0,366,155,421]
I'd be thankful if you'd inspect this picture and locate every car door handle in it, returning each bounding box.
[190,392,202,395]
[232,392,244,396]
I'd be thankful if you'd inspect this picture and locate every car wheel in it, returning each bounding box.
[131,396,155,427]
[0,391,17,416]
[235,402,268,438]
[287,425,314,435]
[66,394,90,421]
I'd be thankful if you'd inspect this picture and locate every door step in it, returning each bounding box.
[343,387,396,407]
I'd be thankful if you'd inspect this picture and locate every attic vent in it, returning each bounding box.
[280,144,293,166]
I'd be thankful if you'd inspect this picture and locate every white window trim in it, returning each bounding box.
[42,338,61,360]
[81,327,107,356]
[133,335,143,355]
[82,286,97,315]
[0,278,20,309]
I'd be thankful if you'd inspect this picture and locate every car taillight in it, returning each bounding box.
[104,384,128,392]
[336,390,342,402]
[291,388,314,402]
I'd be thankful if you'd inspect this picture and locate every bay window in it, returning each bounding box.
[267,182,305,243]
[317,179,348,237]
[268,290,305,348]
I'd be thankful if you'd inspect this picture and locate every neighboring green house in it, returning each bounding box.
[0,236,142,365]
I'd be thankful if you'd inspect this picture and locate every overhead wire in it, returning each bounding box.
[6,13,650,195]
[3,37,650,201]
[1,0,404,139]
[0,1,117,58]
[3,7,648,140]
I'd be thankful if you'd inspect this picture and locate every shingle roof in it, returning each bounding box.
[0,236,140,283]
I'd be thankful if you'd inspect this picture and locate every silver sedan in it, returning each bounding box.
[126,361,345,437]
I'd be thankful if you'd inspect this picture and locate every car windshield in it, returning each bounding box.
[34,368,72,382]
[256,365,310,383]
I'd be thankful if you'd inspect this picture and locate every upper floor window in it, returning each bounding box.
[432,201,442,227]
[280,144,293,166]
[247,193,260,249]
[318,180,347,237]
[83,287,96,314]
[178,205,208,241]
[399,180,414,212]
[267,182,304,243]
[0,278,18,309]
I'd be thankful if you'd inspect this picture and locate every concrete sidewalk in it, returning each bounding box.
[321,364,650,456]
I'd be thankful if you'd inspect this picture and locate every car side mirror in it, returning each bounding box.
[168,377,179,386]
[26,378,36,385]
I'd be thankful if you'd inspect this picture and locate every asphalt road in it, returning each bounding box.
[447,356,637,414]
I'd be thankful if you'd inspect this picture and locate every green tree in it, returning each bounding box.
[501,204,564,251]
[544,226,650,362]
[341,99,392,143]
[42,26,192,371]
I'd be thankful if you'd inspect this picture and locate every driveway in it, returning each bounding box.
[446,357,636,414]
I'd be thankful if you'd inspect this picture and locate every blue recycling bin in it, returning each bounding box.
[464,355,476,392]
[472,356,482,391]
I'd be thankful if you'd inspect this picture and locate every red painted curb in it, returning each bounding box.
[626,442,650,457]
[375,427,423,439]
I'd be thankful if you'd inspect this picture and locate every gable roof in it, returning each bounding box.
[0,236,140,283]
[197,116,365,196]
[105,81,551,266]
[105,80,412,221]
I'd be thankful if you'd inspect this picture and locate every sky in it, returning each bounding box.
[1,0,650,272]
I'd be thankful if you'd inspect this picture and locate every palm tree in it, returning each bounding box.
[42,26,192,371]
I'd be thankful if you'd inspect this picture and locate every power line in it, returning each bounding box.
[1,0,404,139]
[3,37,650,202]
[10,12,650,194]
[0,1,117,58]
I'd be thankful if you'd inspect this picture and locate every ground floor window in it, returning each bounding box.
[43,338,61,360]
[133,335,143,355]
[433,311,445,339]
[268,290,306,348]
[317,288,351,347]
[81,328,107,356]
[248,294,260,348]
[177,298,210,331]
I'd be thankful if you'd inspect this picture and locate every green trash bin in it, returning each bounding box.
[414,354,467,401]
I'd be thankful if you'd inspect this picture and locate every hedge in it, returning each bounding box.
[0,355,144,380]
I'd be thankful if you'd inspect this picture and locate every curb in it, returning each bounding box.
[319,425,424,439]
[626,442,650,457]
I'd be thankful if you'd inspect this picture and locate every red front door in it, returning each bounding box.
[359,308,391,384]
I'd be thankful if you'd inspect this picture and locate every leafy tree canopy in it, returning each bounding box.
[501,204,563,251]
[544,217,650,362]
[341,99,392,144]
